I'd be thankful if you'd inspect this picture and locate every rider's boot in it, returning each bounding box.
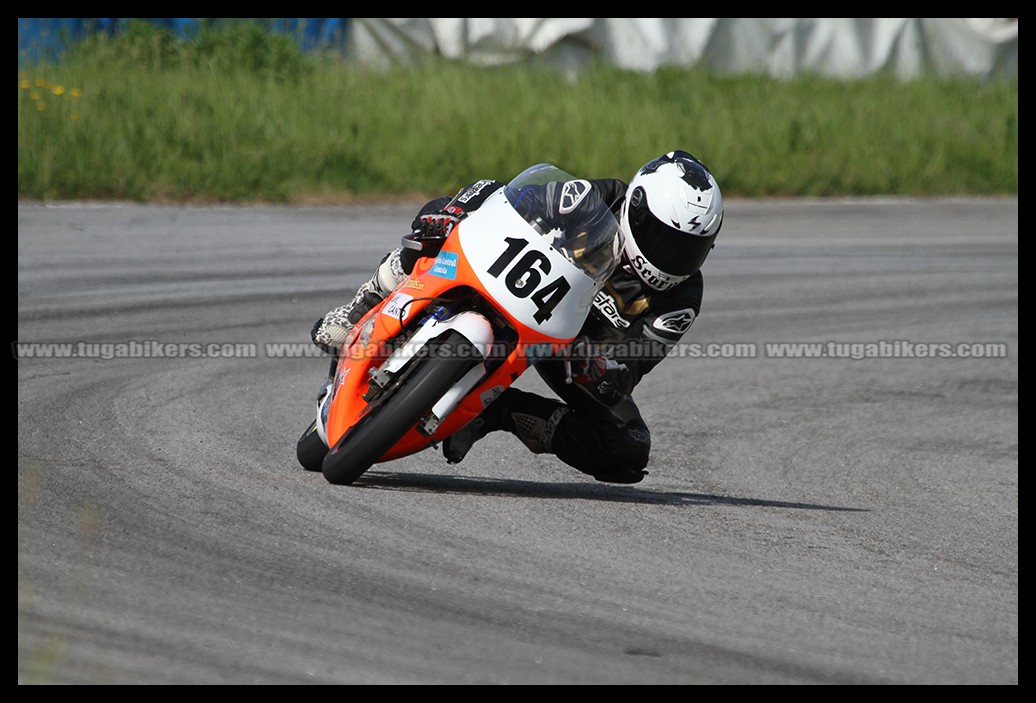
[310,250,404,357]
[443,388,572,464]
[310,275,387,356]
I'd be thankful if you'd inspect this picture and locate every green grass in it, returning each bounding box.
[17,22,1019,203]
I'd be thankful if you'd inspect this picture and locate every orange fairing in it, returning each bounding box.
[324,231,544,456]
[321,171,619,466]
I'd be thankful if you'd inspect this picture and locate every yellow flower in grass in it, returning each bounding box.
[31,91,40,101]
[53,85,65,96]
[20,79,30,90]
[71,88,82,98]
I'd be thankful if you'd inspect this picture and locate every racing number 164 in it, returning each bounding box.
[487,237,572,324]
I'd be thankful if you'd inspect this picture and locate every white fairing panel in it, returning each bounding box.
[457,191,598,341]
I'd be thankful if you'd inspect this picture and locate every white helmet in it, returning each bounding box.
[620,150,723,290]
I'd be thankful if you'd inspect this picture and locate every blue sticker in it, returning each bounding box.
[430,251,459,280]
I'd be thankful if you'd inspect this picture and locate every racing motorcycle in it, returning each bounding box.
[296,163,622,485]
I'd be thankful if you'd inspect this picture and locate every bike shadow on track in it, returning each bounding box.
[351,471,867,512]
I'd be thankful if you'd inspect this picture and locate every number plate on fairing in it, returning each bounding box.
[458,192,596,339]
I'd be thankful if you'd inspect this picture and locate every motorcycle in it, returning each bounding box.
[297,163,622,485]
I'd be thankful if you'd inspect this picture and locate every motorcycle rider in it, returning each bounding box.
[311,150,723,484]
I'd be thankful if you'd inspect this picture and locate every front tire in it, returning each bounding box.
[322,330,481,485]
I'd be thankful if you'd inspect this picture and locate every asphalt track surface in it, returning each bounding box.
[18,198,1017,685]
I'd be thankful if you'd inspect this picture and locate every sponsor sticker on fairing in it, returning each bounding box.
[430,251,459,280]
[382,293,415,321]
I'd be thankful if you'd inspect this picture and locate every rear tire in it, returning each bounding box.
[321,330,481,485]
[296,421,327,472]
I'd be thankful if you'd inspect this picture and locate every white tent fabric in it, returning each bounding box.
[345,18,1018,80]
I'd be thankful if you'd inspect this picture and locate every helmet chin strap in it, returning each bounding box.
[632,260,688,291]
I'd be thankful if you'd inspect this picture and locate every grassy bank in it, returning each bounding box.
[17,22,1019,203]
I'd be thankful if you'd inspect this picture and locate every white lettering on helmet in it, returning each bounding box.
[630,254,687,292]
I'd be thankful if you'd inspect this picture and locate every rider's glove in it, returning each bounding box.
[567,336,609,384]
[412,205,464,239]
[564,337,633,405]
[591,362,633,405]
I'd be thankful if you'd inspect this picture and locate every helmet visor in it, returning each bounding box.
[627,196,719,278]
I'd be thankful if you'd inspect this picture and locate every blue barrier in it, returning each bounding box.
[17,18,351,65]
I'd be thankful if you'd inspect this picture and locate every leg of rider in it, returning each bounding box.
[545,395,651,483]
[311,247,405,356]
[443,386,566,464]
[444,385,650,483]
[310,195,453,357]
[517,360,651,482]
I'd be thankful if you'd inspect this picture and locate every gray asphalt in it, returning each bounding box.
[17,197,1018,685]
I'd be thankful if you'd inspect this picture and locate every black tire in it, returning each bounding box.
[296,420,327,472]
[321,330,481,485]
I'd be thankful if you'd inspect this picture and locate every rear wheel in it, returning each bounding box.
[296,420,327,472]
[322,330,481,485]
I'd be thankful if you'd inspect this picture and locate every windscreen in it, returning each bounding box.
[503,164,622,285]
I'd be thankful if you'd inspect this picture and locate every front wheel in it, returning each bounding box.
[322,330,481,485]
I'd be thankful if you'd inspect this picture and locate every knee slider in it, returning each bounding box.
[603,423,651,472]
